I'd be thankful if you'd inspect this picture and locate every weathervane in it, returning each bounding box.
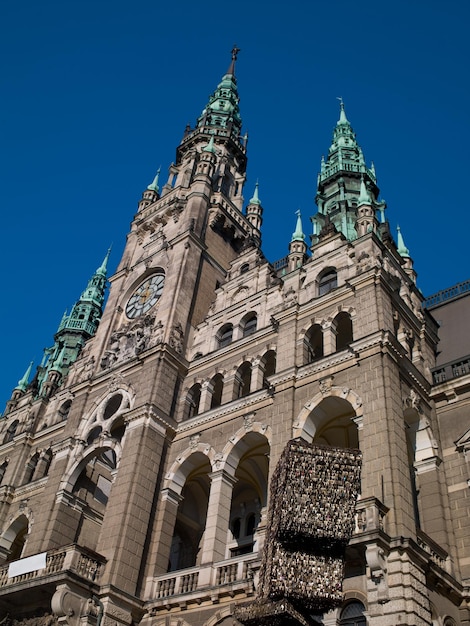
[231,45,240,61]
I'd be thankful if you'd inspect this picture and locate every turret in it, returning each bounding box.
[3,361,34,414]
[36,250,110,396]
[313,101,379,245]
[245,181,263,245]
[138,169,160,211]
[397,225,417,283]
[288,210,307,272]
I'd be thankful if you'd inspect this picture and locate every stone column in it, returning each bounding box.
[97,411,166,595]
[149,487,183,578]
[323,323,336,355]
[199,469,237,581]
[199,379,214,413]
[250,359,265,393]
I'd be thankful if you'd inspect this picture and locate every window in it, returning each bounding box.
[339,601,366,625]
[103,394,122,420]
[319,268,338,296]
[305,324,324,362]
[262,350,276,386]
[240,263,249,274]
[210,374,224,409]
[218,324,233,348]
[59,400,72,421]
[242,313,257,338]
[187,384,201,418]
[235,362,252,398]
[3,420,18,444]
[335,312,353,351]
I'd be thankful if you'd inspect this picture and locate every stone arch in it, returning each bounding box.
[293,386,363,443]
[0,512,31,563]
[59,437,123,492]
[163,444,217,494]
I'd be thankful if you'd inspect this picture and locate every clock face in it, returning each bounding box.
[126,274,165,319]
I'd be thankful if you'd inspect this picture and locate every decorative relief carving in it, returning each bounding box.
[189,434,200,450]
[169,323,184,354]
[319,376,334,396]
[101,316,163,369]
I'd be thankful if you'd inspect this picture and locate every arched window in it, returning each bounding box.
[235,362,252,398]
[210,374,224,409]
[23,453,40,484]
[240,263,249,274]
[187,384,201,418]
[318,268,338,296]
[305,324,324,363]
[3,420,19,444]
[59,400,72,421]
[218,324,233,348]
[242,313,257,338]
[262,350,276,386]
[339,600,367,625]
[0,461,8,486]
[103,394,123,420]
[335,312,353,351]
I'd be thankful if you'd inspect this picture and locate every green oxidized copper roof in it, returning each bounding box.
[15,361,34,392]
[358,175,372,205]
[397,225,410,258]
[291,210,305,242]
[147,168,161,192]
[318,100,375,185]
[196,46,242,141]
[249,181,261,205]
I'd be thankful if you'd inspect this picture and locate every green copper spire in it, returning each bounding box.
[15,361,34,392]
[291,210,305,242]
[202,134,216,153]
[37,251,109,396]
[147,168,161,192]
[196,46,242,142]
[249,181,261,205]
[397,225,410,258]
[358,176,372,205]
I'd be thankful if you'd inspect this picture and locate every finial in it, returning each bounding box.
[226,44,240,76]
[337,97,348,124]
[397,225,410,258]
[249,180,261,205]
[147,168,161,192]
[15,361,34,392]
[291,210,305,242]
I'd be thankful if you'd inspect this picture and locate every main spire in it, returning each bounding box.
[313,101,380,243]
[195,46,242,142]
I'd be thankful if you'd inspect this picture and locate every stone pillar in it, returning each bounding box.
[199,469,237,579]
[323,323,336,355]
[98,412,166,595]
[251,359,265,393]
[199,379,214,413]
[149,487,183,578]
[222,372,238,404]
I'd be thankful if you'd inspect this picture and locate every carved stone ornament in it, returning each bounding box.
[319,376,334,396]
[101,316,162,370]
[189,433,201,450]
[169,323,184,354]
[403,388,422,413]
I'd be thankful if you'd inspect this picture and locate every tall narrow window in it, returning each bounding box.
[242,313,257,337]
[210,374,224,409]
[305,324,324,363]
[218,324,233,348]
[335,312,353,351]
[319,268,338,296]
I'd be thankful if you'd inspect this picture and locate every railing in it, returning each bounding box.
[0,544,105,589]
[149,498,388,606]
[432,355,470,384]
[273,255,288,271]
[424,279,470,308]
[417,529,451,574]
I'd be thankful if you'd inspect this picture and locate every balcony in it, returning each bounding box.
[0,544,105,595]
[146,497,389,614]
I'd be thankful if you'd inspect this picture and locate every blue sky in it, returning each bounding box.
[1,0,469,410]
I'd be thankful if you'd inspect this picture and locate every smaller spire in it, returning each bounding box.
[202,134,216,153]
[249,180,261,205]
[147,168,161,192]
[337,97,348,124]
[291,210,306,242]
[397,225,410,258]
[15,361,34,392]
[96,247,111,276]
[358,176,372,205]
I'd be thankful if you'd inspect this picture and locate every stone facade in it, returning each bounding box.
[0,53,469,626]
